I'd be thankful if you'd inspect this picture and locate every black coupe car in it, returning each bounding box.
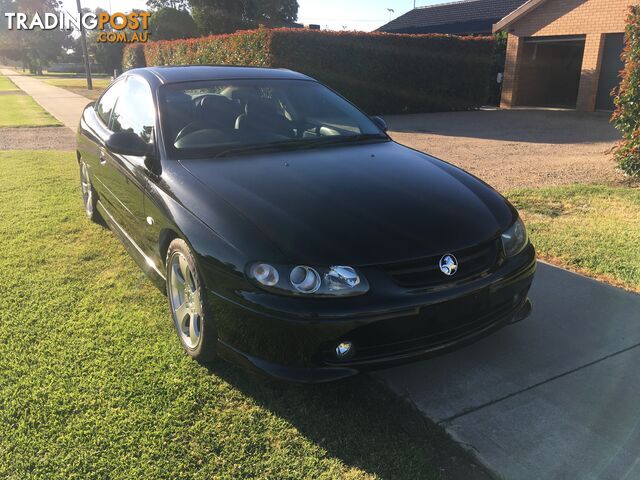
[77,66,535,382]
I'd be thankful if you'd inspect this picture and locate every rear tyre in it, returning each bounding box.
[166,239,217,363]
[79,161,102,223]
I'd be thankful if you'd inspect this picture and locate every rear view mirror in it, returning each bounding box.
[371,116,388,132]
[106,130,152,157]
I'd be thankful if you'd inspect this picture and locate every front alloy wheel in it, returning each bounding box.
[166,239,217,362]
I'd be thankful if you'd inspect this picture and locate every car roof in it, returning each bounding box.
[128,65,314,85]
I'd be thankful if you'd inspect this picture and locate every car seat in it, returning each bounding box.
[165,92,195,139]
[235,98,294,138]
[196,94,242,132]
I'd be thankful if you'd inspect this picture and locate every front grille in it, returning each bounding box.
[331,296,521,364]
[380,239,500,288]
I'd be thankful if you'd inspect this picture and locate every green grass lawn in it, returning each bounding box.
[26,74,112,100]
[0,80,61,127]
[38,76,112,100]
[39,77,111,89]
[0,75,18,91]
[0,150,488,479]
[509,184,640,292]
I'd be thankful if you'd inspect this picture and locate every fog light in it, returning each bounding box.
[513,292,523,305]
[336,341,353,357]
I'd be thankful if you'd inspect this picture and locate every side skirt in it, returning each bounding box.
[96,200,167,291]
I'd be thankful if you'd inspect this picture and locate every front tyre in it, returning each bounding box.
[79,161,102,223]
[166,239,217,363]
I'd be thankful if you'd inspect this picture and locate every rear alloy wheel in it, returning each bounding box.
[79,161,101,223]
[166,239,217,362]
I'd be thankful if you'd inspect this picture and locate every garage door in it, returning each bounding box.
[516,36,586,109]
[596,33,625,111]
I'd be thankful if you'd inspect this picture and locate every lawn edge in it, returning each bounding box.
[369,373,499,479]
[536,256,640,294]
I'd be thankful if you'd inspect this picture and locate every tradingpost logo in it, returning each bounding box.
[4,11,150,43]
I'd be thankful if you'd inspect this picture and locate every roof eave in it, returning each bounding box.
[492,0,547,33]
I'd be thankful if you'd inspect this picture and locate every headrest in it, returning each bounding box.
[165,92,193,114]
[245,98,280,117]
[199,94,238,116]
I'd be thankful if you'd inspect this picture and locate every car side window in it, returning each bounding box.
[110,77,155,144]
[95,80,124,126]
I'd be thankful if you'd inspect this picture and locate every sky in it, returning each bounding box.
[58,0,449,32]
[298,0,447,32]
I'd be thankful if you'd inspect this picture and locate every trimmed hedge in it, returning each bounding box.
[612,6,640,178]
[143,29,271,69]
[122,43,147,70]
[123,28,495,114]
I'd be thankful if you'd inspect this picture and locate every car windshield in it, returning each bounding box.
[159,78,387,158]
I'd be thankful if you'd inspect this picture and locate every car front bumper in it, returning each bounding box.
[207,244,536,383]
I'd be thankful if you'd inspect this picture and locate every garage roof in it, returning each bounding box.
[377,0,528,35]
[493,0,549,33]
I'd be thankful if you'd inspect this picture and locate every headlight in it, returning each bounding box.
[501,217,528,257]
[290,266,321,293]
[247,263,369,297]
[250,263,279,286]
[325,266,361,291]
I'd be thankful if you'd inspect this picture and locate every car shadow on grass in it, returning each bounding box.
[203,361,494,480]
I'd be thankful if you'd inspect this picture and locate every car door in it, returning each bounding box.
[79,78,125,215]
[102,76,156,244]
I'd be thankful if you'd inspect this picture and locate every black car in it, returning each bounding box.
[77,66,535,383]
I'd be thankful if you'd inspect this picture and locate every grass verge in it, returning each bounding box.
[0,84,61,127]
[0,75,19,91]
[508,184,640,292]
[0,150,490,480]
[35,74,111,100]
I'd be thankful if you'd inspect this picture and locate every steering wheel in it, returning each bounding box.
[294,120,322,139]
[175,121,209,143]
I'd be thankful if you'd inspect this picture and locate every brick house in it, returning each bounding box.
[494,0,633,111]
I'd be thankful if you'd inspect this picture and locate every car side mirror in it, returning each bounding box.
[106,130,153,157]
[371,116,388,132]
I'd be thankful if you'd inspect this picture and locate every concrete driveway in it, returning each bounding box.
[376,262,640,479]
[386,109,624,191]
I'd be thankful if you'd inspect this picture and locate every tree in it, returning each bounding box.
[86,8,123,74]
[612,6,640,178]
[247,0,298,25]
[0,0,70,73]
[0,0,12,33]
[87,31,124,74]
[150,8,198,40]
[0,0,13,61]
[190,0,245,35]
[190,0,298,35]
[87,8,147,75]
[146,0,188,12]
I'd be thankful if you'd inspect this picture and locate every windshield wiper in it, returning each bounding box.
[213,134,388,158]
[299,133,388,149]
[214,140,311,158]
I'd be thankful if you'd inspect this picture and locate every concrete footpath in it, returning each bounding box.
[0,68,91,131]
[377,262,640,480]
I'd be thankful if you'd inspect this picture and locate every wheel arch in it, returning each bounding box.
[159,228,181,266]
